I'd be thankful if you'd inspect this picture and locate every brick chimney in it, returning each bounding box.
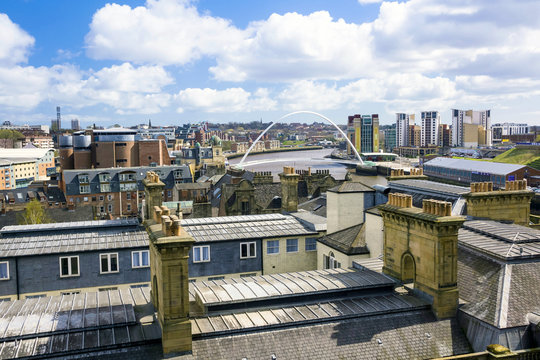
[279,166,299,213]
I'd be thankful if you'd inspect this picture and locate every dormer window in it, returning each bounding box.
[99,173,111,182]
[78,174,89,184]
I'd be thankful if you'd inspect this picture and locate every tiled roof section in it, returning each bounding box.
[328,182,374,193]
[181,310,471,359]
[457,248,502,327]
[191,293,428,337]
[425,157,526,175]
[0,288,160,359]
[458,247,540,328]
[505,262,540,327]
[459,220,540,260]
[318,224,369,255]
[0,222,147,257]
[253,183,281,209]
[189,268,395,309]
[389,179,469,196]
[353,257,384,273]
[1,218,139,235]
[181,214,317,242]
[298,195,327,217]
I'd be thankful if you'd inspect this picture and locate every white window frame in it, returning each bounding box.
[79,185,90,194]
[100,253,119,274]
[193,245,210,263]
[0,261,9,280]
[132,250,150,268]
[240,242,256,259]
[267,240,279,255]
[59,256,80,277]
[286,238,299,253]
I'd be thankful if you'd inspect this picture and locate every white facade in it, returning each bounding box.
[136,127,176,141]
[491,123,528,142]
[452,109,492,146]
[396,113,415,147]
[421,111,440,146]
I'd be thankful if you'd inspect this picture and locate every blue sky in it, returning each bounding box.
[1,0,540,128]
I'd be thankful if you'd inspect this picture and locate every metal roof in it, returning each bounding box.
[181,214,317,242]
[0,218,139,235]
[189,268,394,308]
[458,220,540,260]
[424,157,526,175]
[0,148,54,162]
[0,288,160,359]
[389,179,469,196]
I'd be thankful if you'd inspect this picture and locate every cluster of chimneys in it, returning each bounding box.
[282,166,296,175]
[422,199,452,216]
[194,195,209,203]
[469,180,528,193]
[254,171,272,177]
[386,193,452,216]
[390,168,423,176]
[153,205,183,236]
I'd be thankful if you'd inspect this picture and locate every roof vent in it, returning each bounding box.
[377,338,383,345]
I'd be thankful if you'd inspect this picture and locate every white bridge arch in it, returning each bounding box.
[238,111,364,167]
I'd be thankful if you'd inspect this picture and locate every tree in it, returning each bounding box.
[18,199,50,225]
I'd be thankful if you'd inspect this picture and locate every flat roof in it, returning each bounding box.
[389,179,469,196]
[0,218,139,235]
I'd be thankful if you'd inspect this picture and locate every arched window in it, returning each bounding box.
[323,251,341,269]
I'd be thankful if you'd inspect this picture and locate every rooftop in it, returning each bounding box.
[424,157,527,175]
[0,218,139,235]
[389,179,469,196]
[0,148,53,163]
[318,224,369,255]
[181,214,317,242]
[328,182,374,193]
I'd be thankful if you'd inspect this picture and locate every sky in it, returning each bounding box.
[1,0,540,128]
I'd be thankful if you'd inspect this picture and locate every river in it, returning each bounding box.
[228,148,387,186]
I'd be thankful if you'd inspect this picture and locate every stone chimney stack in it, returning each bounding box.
[379,194,465,319]
[279,166,300,213]
[192,196,212,218]
[143,171,195,356]
[465,180,533,226]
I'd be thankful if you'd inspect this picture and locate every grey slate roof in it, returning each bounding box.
[180,310,471,360]
[328,182,374,193]
[318,224,369,255]
[290,211,327,232]
[298,194,327,217]
[459,220,540,260]
[0,288,160,359]
[181,214,317,242]
[253,183,281,209]
[424,157,527,175]
[0,219,147,257]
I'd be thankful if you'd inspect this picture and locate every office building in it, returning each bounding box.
[347,114,379,154]
[0,148,55,189]
[70,118,80,131]
[420,111,440,146]
[452,109,492,147]
[396,113,415,147]
[439,124,451,147]
[492,123,529,143]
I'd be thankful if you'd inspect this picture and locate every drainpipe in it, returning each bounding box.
[15,257,20,300]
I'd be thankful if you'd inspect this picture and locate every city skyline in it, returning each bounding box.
[1,0,540,127]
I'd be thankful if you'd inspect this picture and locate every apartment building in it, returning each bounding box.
[0,148,55,189]
[491,123,528,143]
[452,109,492,147]
[420,111,440,146]
[396,113,415,147]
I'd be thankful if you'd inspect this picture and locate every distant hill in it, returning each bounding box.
[493,147,540,170]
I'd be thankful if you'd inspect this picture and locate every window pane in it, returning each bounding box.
[0,263,7,279]
[202,246,209,261]
[241,244,247,258]
[61,258,69,276]
[101,255,108,272]
[71,257,78,275]
[142,251,149,266]
[111,255,118,272]
[249,243,255,257]
[133,252,140,267]
[194,248,201,262]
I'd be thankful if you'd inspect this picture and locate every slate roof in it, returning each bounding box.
[0,219,147,257]
[298,195,327,217]
[328,182,374,193]
[0,288,160,359]
[181,214,317,243]
[424,157,527,175]
[180,310,470,360]
[318,223,369,255]
[0,206,94,229]
[253,183,281,209]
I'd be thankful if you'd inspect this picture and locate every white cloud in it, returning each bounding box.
[0,14,34,66]
[0,65,52,108]
[357,0,383,4]
[85,0,243,65]
[175,87,276,113]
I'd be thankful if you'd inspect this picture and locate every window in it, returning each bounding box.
[127,204,131,211]
[120,182,137,191]
[287,239,298,253]
[132,250,149,268]
[99,173,111,182]
[78,174,89,183]
[240,242,256,259]
[79,185,90,194]
[267,240,279,254]
[100,253,119,274]
[99,195,104,201]
[241,201,250,215]
[323,252,341,270]
[61,291,80,295]
[305,238,317,252]
[100,184,111,192]
[99,205,105,213]
[193,246,210,262]
[59,256,79,277]
[126,192,131,200]
[107,194,113,201]
[0,262,9,280]
[108,204,113,213]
